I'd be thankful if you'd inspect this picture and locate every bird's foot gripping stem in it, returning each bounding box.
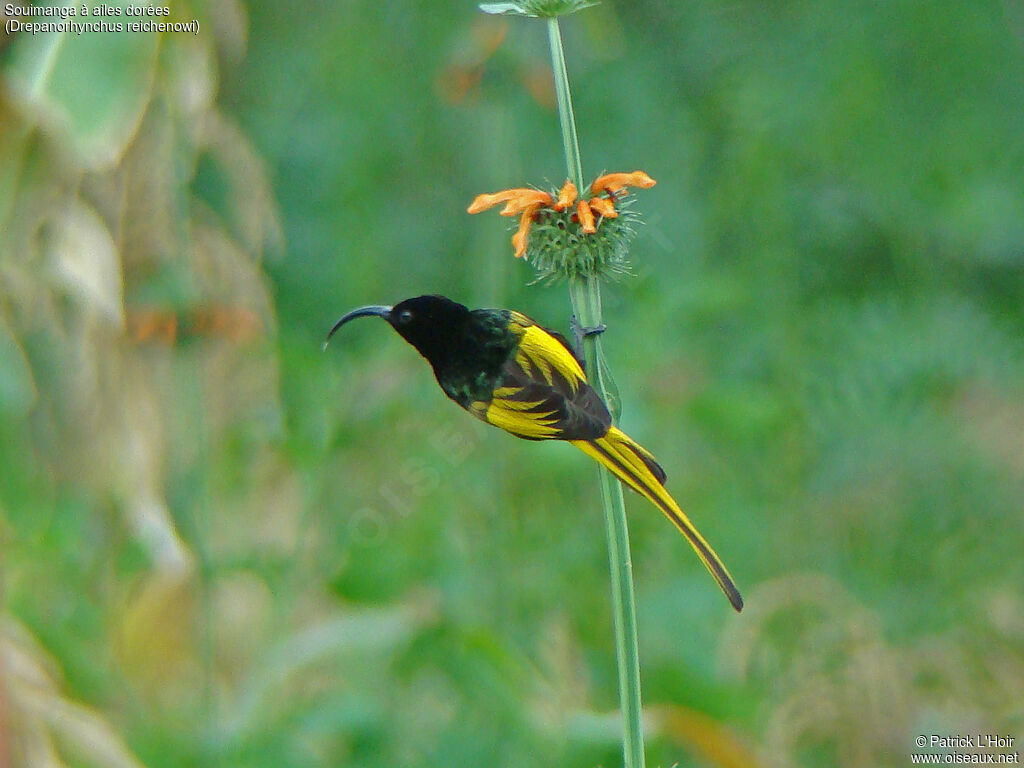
[570,314,607,366]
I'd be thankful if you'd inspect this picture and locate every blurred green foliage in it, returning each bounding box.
[2,1,1023,767]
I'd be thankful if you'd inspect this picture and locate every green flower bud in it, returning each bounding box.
[479,0,598,18]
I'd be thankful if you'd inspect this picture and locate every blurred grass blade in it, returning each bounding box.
[0,317,36,417]
[226,599,437,738]
[4,618,147,768]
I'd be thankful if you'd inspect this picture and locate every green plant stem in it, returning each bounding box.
[547,17,646,768]
[546,18,584,192]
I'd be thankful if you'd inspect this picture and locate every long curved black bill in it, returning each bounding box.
[323,305,392,350]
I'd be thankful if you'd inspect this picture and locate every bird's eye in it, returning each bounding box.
[396,309,413,324]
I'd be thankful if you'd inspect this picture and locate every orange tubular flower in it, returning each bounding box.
[554,180,578,211]
[500,190,555,216]
[511,203,542,258]
[589,170,656,197]
[587,196,618,218]
[467,188,553,215]
[469,188,554,258]
[576,199,596,233]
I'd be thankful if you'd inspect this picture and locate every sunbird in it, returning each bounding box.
[325,295,743,611]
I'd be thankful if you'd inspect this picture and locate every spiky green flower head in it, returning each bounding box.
[524,196,639,283]
[479,0,598,18]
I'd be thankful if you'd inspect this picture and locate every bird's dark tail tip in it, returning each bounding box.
[728,588,744,613]
[575,429,744,613]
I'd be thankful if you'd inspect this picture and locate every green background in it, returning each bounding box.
[1,1,1022,766]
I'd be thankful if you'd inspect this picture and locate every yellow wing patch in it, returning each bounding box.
[468,393,561,438]
[484,400,561,438]
[507,312,586,391]
[467,397,558,438]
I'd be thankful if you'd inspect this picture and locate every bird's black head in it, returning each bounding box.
[387,295,471,360]
[324,295,472,369]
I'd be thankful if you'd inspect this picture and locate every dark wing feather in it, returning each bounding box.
[484,358,610,441]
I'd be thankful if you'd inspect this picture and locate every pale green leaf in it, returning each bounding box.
[48,201,124,324]
[3,1,159,169]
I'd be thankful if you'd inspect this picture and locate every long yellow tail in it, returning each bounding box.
[572,427,743,612]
